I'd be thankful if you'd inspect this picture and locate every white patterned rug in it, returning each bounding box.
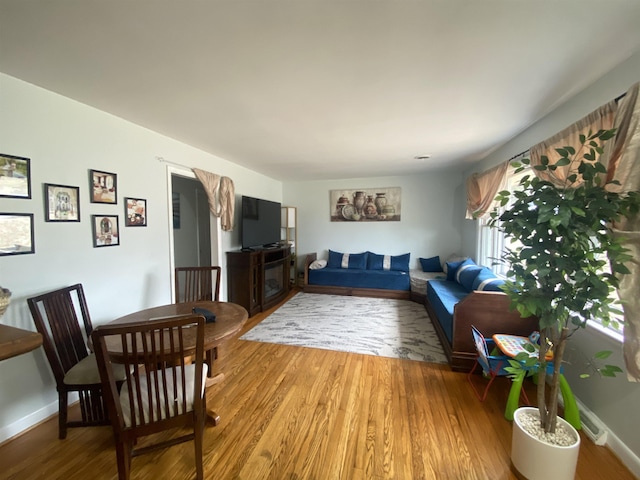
[240,292,447,364]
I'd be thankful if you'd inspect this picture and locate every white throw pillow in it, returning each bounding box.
[309,259,327,270]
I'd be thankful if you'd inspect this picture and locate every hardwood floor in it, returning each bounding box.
[0,290,634,479]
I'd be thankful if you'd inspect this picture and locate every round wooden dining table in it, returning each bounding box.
[109,300,248,354]
[107,300,248,425]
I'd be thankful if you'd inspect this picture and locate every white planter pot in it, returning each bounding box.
[511,407,581,480]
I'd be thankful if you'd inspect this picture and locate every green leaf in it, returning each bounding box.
[555,157,571,167]
[594,350,612,360]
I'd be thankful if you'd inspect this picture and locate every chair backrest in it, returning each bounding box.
[175,266,221,303]
[91,315,206,432]
[27,284,93,384]
[471,325,490,370]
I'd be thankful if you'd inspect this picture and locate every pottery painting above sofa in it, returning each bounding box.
[330,187,401,222]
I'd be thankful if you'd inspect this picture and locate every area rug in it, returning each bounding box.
[240,292,447,364]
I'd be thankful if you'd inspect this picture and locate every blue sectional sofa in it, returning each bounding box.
[303,250,411,299]
[423,258,539,371]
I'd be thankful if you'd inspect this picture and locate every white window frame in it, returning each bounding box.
[476,164,529,276]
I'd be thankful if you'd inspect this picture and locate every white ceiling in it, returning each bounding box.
[2,1,640,181]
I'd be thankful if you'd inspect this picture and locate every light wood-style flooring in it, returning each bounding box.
[0,290,634,479]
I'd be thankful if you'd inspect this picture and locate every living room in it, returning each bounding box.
[1,2,640,478]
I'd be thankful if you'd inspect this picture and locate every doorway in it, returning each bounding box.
[167,166,222,300]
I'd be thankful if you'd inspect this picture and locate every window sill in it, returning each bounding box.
[586,319,624,343]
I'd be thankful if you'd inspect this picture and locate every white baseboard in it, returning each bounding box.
[0,400,58,444]
[558,395,640,477]
[606,430,640,479]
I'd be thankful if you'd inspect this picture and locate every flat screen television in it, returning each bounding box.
[241,195,281,249]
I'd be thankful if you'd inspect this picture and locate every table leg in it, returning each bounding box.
[205,376,223,425]
[505,370,526,421]
[559,374,581,430]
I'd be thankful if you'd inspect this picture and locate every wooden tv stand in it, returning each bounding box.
[227,245,291,317]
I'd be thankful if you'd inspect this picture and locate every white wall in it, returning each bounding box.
[0,73,282,441]
[460,51,640,470]
[284,170,465,273]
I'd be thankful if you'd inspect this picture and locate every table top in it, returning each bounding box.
[106,301,248,354]
[492,333,553,360]
[0,324,43,361]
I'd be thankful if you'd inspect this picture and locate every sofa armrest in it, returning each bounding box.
[303,253,317,286]
[452,291,538,365]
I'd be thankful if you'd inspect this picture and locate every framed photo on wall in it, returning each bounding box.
[124,197,147,226]
[0,213,35,256]
[0,154,31,199]
[90,169,117,204]
[92,215,120,247]
[45,184,80,222]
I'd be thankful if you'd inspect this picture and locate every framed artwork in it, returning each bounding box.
[45,184,80,222]
[0,213,35,256]
[0,154,31,199]
[92,215,120,247]
[330,187,402,222]
[125,197,147,226]
[90,169,117,204]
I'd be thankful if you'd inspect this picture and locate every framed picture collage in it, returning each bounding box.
[0,154,147,256]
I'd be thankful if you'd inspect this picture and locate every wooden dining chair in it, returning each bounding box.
[174,266,221,303]
[91,314,208,480]
[27,284,116,439]
[174,266,221,383]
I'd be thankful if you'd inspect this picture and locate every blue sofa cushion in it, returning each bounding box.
[472,267,505,292]
[308,267,410,290]
[426,279,468,343]
[457,265,483,292]
[419,256,443,272]
[367,252,410,272]
[446,257,475,281]
[327,250,367,269]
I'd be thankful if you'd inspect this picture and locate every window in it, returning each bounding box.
[476,160,624,340]
[476,162,529,276]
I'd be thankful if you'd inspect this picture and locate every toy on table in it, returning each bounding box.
[492,332,553,360]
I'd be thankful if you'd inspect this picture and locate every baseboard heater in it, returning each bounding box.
[558,395,608,445]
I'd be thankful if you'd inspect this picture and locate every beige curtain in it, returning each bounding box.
[465,160,509,219]
[602,82,640,382]
[529,101,617,187]
[192,168,236,232]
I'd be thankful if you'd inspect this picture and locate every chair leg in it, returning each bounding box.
[194,416,204,480]
[115,438,132,480]
[58,390,68,439]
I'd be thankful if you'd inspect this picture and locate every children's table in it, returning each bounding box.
[491,334,581,430]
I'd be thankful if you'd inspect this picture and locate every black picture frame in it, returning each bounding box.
[0,213,35,256]
[90,169,117,204]
[124,197,147,227]
[0,154,32,199]
[45,183,80,222]
[92,215,120,247]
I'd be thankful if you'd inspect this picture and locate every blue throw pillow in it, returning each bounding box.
[457,265,483,292]
[367,251,384,270]
[446,257,475,281]
[367,252,410,272]
[472,267,506,292]
[328,249,367,269]
[419,256,443,272]
[391,253,410,272]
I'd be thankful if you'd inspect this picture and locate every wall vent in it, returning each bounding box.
[559,396,608,445]
[579,408,608,445]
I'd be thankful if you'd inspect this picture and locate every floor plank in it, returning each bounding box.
[0,290,634,479]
